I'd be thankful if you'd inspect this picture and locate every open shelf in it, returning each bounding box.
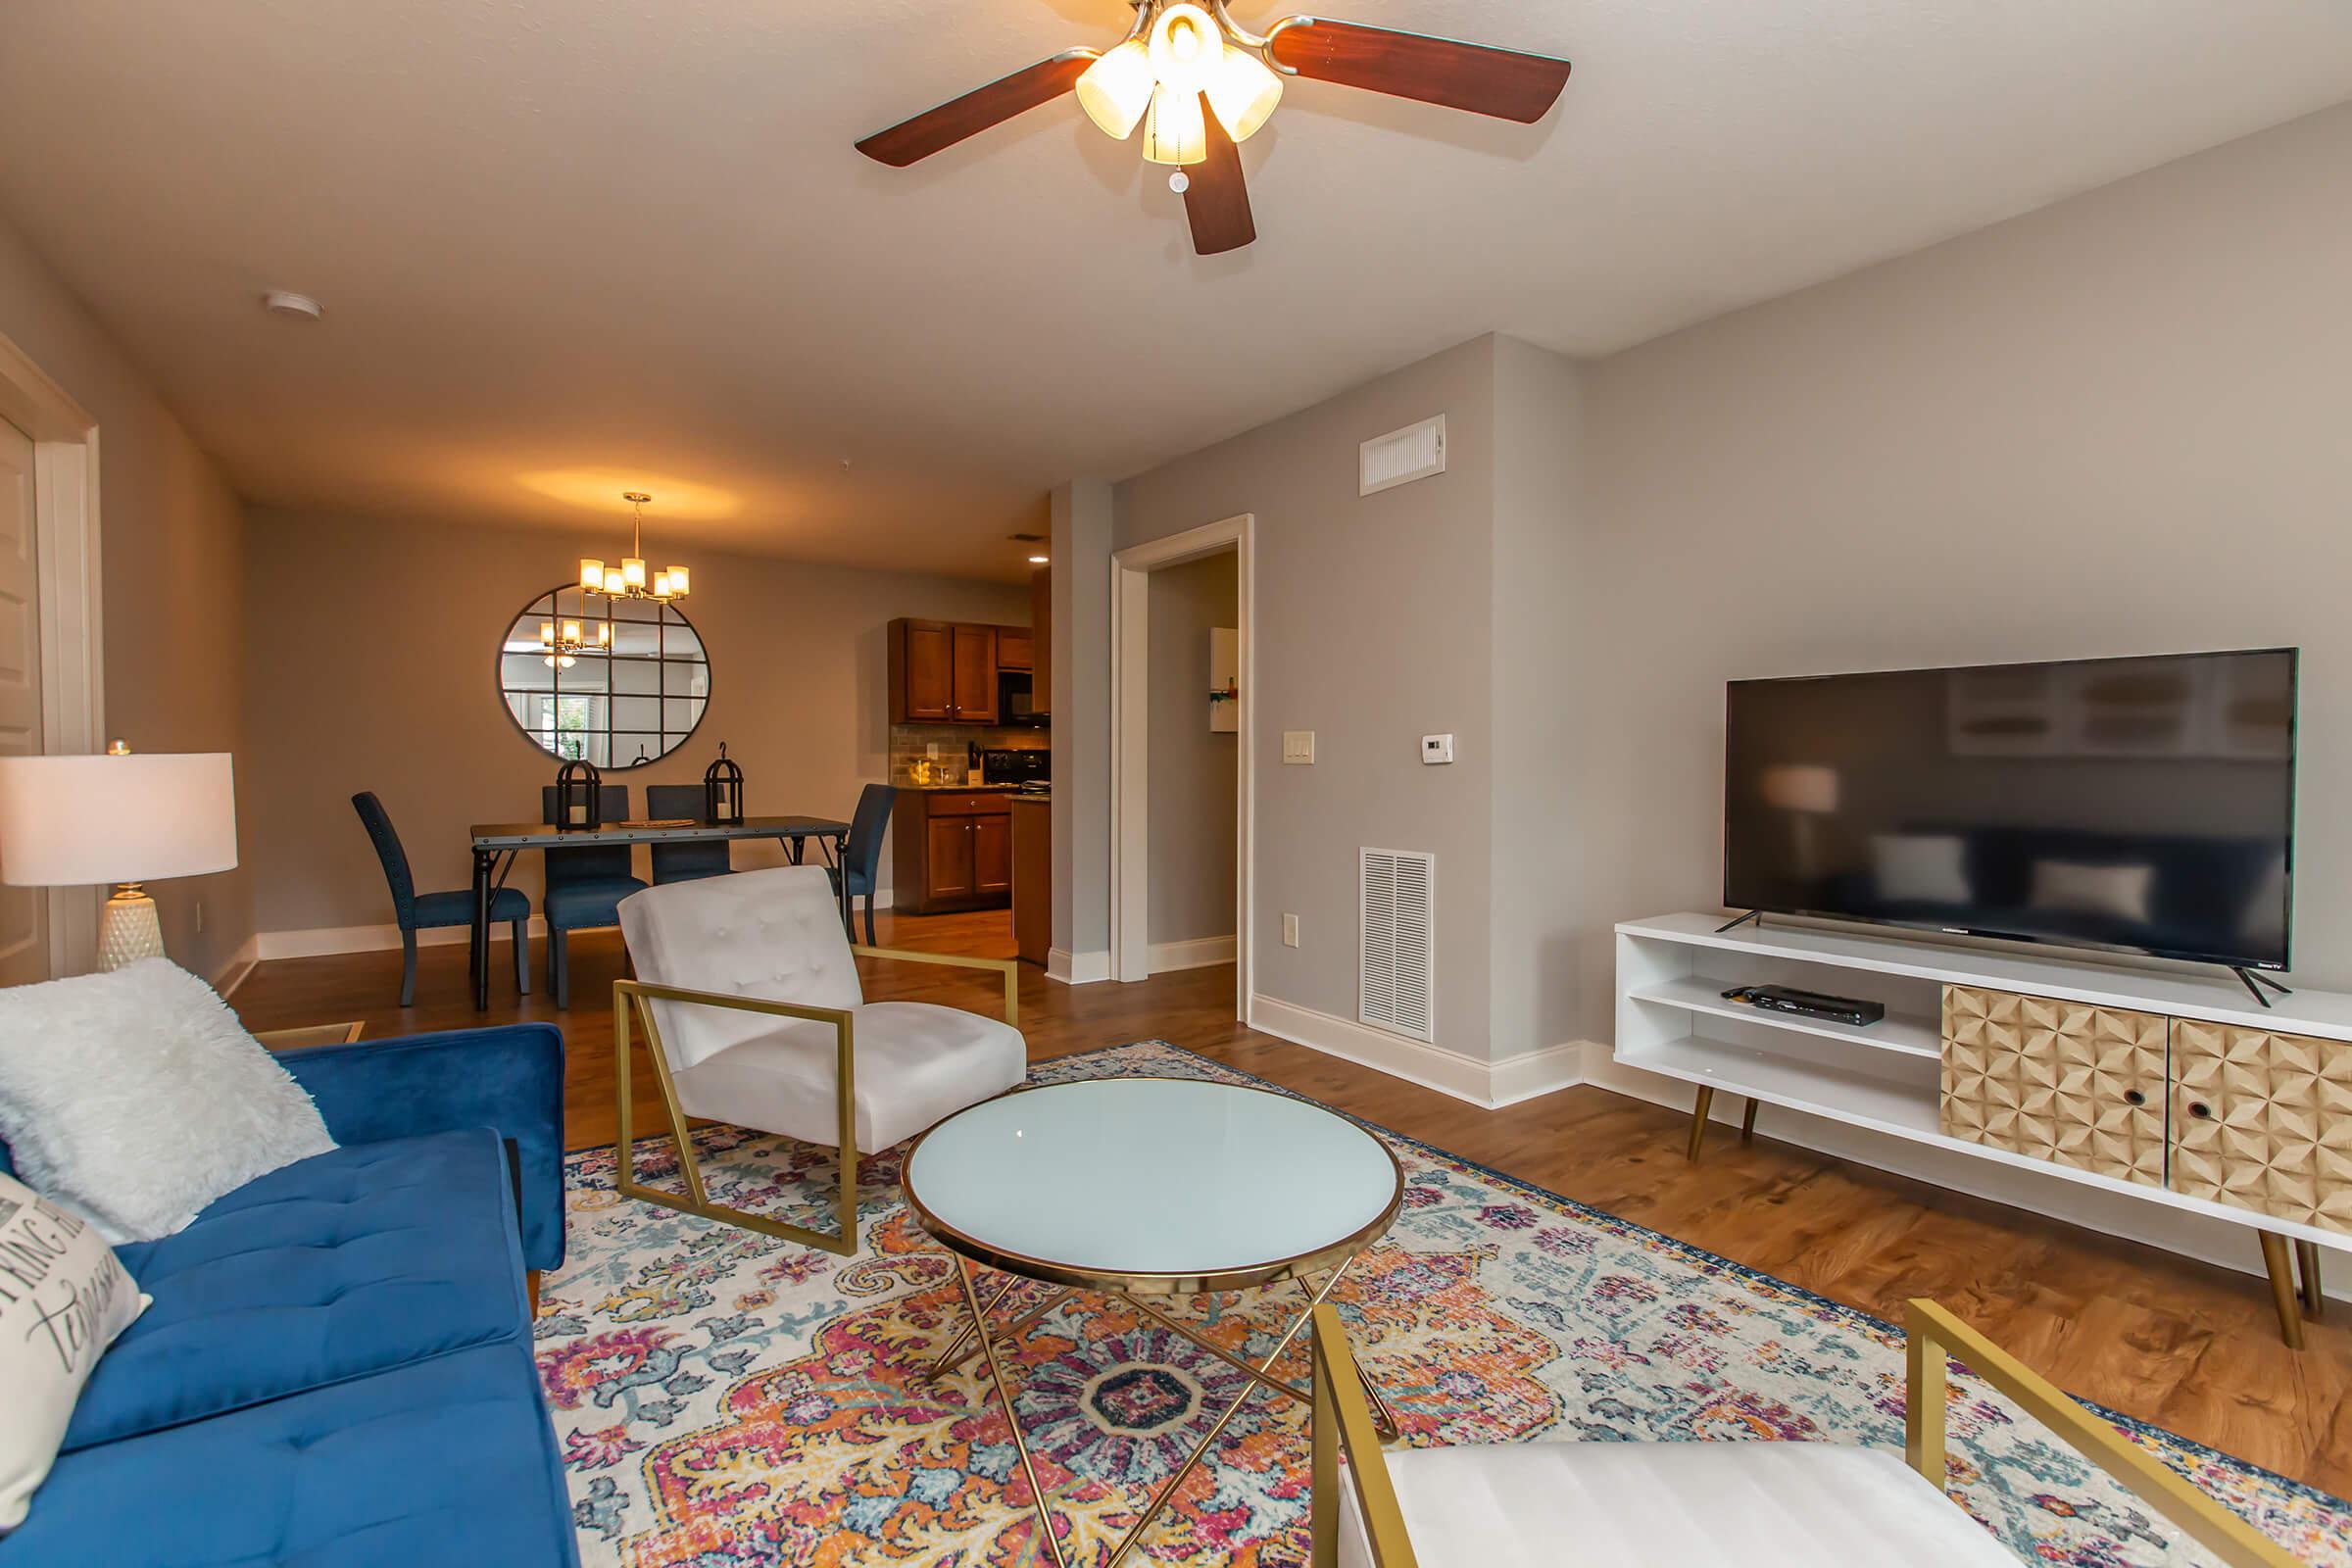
[1615,1033,1941,1141]
[1625,975,1940,1059]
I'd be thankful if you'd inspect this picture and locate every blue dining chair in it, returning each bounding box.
[644,784,733,885]
[538,783,649,1008]
[351,792,530,1006]
[827,783,896,945]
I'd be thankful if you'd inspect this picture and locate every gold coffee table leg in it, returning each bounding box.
[955,1255,1068,1568]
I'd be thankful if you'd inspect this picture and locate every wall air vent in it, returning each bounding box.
[1359,415,1446,497]
[1360,848,1436,1042]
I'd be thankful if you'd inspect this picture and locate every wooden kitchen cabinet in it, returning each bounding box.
[894,789,1014,912]
[996,626,1032,670]
[889,618,1000,723]
[972,812,1012,894]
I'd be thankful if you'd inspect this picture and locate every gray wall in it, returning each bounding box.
[1114,336,1500,1056]
[0,211,254,981]
[1148,552,1239,948]
[1051,479,1113,958]
[1573,100,2352,1031]
[243,508,1025,933]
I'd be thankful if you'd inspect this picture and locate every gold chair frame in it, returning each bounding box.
[1311,1297,2301,1568]
[612,945,1018,1256]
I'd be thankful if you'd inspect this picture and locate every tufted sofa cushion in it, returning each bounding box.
[2,1341,574,1566]
[65,1129,528,1451]
[619,865,866,1073]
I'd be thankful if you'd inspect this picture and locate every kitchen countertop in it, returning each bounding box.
[899,781,1029,793]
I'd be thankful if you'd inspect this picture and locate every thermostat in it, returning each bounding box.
[1422,734,1455,764]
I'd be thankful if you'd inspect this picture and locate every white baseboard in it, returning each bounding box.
[1048,947,1112,985]
[213,935,262,999]
[256,917,549,961]
[1148,934,1236,973]
[1247,994,1592,1109]
[252,887,897,965]
[1586,1049,2351,1302]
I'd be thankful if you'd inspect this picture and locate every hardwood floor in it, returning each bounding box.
[231,908,2352,1497]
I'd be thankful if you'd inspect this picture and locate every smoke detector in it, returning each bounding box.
[262,291,323,321]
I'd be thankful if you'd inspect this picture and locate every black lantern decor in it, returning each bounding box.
[704,742,746,826]
[554,758,605,832]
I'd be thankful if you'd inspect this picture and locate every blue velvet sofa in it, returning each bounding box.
[0,1024,578,1566]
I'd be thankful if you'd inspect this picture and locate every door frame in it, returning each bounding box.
[0,328,106,977]
[1108,513,1253,1017]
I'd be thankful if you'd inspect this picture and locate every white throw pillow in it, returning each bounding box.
[0,1171,148,1533]
[1871,834,1971,905]
[0,959,335,1244]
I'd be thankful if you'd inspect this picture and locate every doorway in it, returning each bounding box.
[1108,514,1253,1016]
[0,416,42,984]
[0,328,107,979]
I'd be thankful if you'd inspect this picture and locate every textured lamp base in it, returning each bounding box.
[99,883,166,971]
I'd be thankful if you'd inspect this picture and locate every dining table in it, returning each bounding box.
[465,814,852,1009]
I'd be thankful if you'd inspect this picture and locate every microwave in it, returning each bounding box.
[998,668,1045,727]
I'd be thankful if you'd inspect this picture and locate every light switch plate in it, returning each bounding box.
[1422,733,1455,764]
[1283,730,1315,764]
[1282,913,1299,948]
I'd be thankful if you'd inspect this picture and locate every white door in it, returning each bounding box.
[0,419,44,985]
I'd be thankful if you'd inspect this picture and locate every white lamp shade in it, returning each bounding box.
[0,753,238,887]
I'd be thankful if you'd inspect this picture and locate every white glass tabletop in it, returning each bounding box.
[902,1077,1402,1293]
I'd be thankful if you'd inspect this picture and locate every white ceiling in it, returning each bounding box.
[1,1,2347,580]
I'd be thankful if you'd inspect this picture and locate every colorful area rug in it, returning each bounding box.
[536,1041,2350,1566]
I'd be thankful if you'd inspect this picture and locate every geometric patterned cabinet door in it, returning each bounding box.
[1940,986,2169,1187]
[2170,1020,2352,1236]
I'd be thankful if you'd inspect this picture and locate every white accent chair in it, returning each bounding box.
[1312,1299,2298,1568]
[613,865,1027,1254]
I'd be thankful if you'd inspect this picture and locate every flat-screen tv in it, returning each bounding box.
[1724,649,2297,971]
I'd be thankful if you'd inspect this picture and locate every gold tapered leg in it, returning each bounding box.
[1686,1086,1715,1161]
[2296,1240,2324,1321]
[1740,1097,1759,1142]
[2259,1232,2305,1349]
[956,1256,1068,1568]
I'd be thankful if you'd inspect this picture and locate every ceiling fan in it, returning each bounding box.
[855,1,1571,256]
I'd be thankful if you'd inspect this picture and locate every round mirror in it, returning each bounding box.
[497,584,710,769]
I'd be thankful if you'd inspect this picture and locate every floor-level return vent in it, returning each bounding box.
[1360,847,1436,1042]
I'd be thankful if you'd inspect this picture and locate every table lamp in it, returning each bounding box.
[0,742,238,970]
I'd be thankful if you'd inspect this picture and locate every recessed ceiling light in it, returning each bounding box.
[1027,554,1050,565]
[262,290,322,320]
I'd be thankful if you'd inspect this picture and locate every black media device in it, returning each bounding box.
[1723,649,2297,976]
[1720,985,1886,1028]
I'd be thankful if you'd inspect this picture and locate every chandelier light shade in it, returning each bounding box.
[580,492,690,603]
[1143,84,1208,166]
[1147,3,1223,94]
[1205,45,1284,141]
[1076,37,1154,139]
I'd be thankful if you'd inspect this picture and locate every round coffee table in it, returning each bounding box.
[903,1076,1403,1568]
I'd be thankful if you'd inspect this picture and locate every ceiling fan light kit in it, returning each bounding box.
[856,0,1570,255]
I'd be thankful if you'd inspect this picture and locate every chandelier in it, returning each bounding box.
[580,492,691,602]
[538,616,610,668]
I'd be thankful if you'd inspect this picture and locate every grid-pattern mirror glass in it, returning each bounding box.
[499,585,710,768]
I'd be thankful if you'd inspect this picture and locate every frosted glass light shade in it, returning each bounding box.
[653,572,672,599]
[579,558,604,591]
[1076,39,1153,139]
[622,557,647,590]
[0,752,237,887]
[666,565,689,596]
[1206,47,1283,141]
[1148,4,1223,94]
[1143,85,1208,166]
[604,569,626,595]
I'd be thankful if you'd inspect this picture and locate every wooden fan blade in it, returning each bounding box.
[1266,19,1570,123]
[856,49,1098,167]
[1183,94,1255,256]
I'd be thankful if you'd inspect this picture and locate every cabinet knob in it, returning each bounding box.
[2123,1089,2146,1106]
[2187,1101,2213,1120]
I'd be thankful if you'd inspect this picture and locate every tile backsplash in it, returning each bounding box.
[888,724,1048,785]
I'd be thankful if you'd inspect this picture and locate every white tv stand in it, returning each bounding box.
[1614,913,2350,1346]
